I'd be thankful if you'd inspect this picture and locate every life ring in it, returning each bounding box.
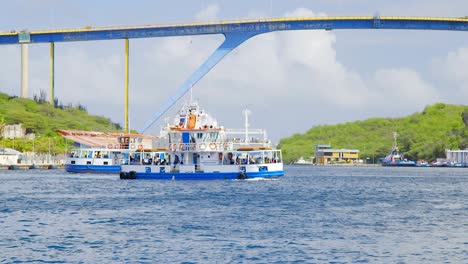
[190,143,196,151]
[199,143,206,150]
[223,143,229,150]
[179,143,185,151]
[209,143,217,150]
[115,144,121,149]
[137,144,143,150]
[107,144,113,149]
[171,144,177,151]
[130,143,135,149]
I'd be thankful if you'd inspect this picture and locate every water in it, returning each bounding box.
[1,166,467,263]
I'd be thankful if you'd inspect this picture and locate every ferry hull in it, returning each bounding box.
[65,164,120,173]
[121,170,285,180]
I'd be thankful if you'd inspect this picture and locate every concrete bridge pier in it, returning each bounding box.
[20,44,28,98]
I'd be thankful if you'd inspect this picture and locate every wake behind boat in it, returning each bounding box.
[120,100,284,180]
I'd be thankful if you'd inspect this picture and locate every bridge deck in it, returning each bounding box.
[1,16,468,44]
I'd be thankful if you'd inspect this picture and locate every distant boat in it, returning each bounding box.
[416,160,430,167]
[381,132,416,167]
[293,157,313,165]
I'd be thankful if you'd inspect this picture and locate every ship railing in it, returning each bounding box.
[170,142,234,152]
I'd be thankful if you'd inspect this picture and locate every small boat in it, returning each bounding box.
[120,100,284,180]
[65,148,125,173]
[416,160,430,167]
[60,130,154,174]
[381,132,416,167]
[293,157,313,165]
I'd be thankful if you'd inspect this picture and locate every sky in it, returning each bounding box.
[1,0,468,142]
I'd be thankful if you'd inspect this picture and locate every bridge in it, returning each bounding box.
[1,16,468,132]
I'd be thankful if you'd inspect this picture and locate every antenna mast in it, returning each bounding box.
[243,109,251,144]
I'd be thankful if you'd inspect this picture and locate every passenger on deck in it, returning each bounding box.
[154,157,161,165]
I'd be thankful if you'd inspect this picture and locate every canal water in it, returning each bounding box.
[1,166,467,263]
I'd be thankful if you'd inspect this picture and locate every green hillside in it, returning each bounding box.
[0,92,122,154]
[279,103,468,163]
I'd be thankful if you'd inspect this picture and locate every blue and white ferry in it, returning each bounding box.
[60,130,154,173]
[65,148,125,173]
[120,100,284,180]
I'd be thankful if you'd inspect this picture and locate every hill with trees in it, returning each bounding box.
[279,103,468,164]
[0,92,122,154]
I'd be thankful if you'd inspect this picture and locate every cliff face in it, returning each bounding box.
[463,112,468,128]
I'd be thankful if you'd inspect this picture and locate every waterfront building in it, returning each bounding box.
[314,144,360,165]
[0,147,22,165]
[446,149,468,165]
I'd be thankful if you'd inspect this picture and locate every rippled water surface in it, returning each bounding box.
[1,166,467,263]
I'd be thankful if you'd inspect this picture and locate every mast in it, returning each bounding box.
[393,132,398,147]
[243,109,251,143]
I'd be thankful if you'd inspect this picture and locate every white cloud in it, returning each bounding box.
[369,68,440,115]
[195,4,220,21]
[0,46,20,96]
[432,47,468,100]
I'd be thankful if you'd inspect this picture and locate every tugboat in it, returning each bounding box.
[119,99,284,180]
[381,132,416,167]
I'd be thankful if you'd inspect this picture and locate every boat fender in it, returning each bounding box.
[237,172,247,180]
[129,171,137,179]
[119,172,127,179]
[8,165,19,170]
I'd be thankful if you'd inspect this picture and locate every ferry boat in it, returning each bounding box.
[381,132,416,167]
[59,130,154,173]
[65,148,125,173]
[120,100,284,180]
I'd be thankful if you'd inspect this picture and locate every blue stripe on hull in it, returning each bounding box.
[65,164,120,173]
[134,170,285,180]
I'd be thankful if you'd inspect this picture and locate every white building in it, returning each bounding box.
[0,148,23,165]
[446,149,468,165]
[2,124,25,139]
[1,124,35,140]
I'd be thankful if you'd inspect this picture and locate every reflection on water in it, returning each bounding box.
[0,166,467,262]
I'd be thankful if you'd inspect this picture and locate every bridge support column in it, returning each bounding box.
[141,32,259,133]
[49,42,55,105]
[124,38,129,133]
[20,44,28,98]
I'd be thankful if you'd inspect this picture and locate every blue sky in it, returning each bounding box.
[1,1,468,141]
